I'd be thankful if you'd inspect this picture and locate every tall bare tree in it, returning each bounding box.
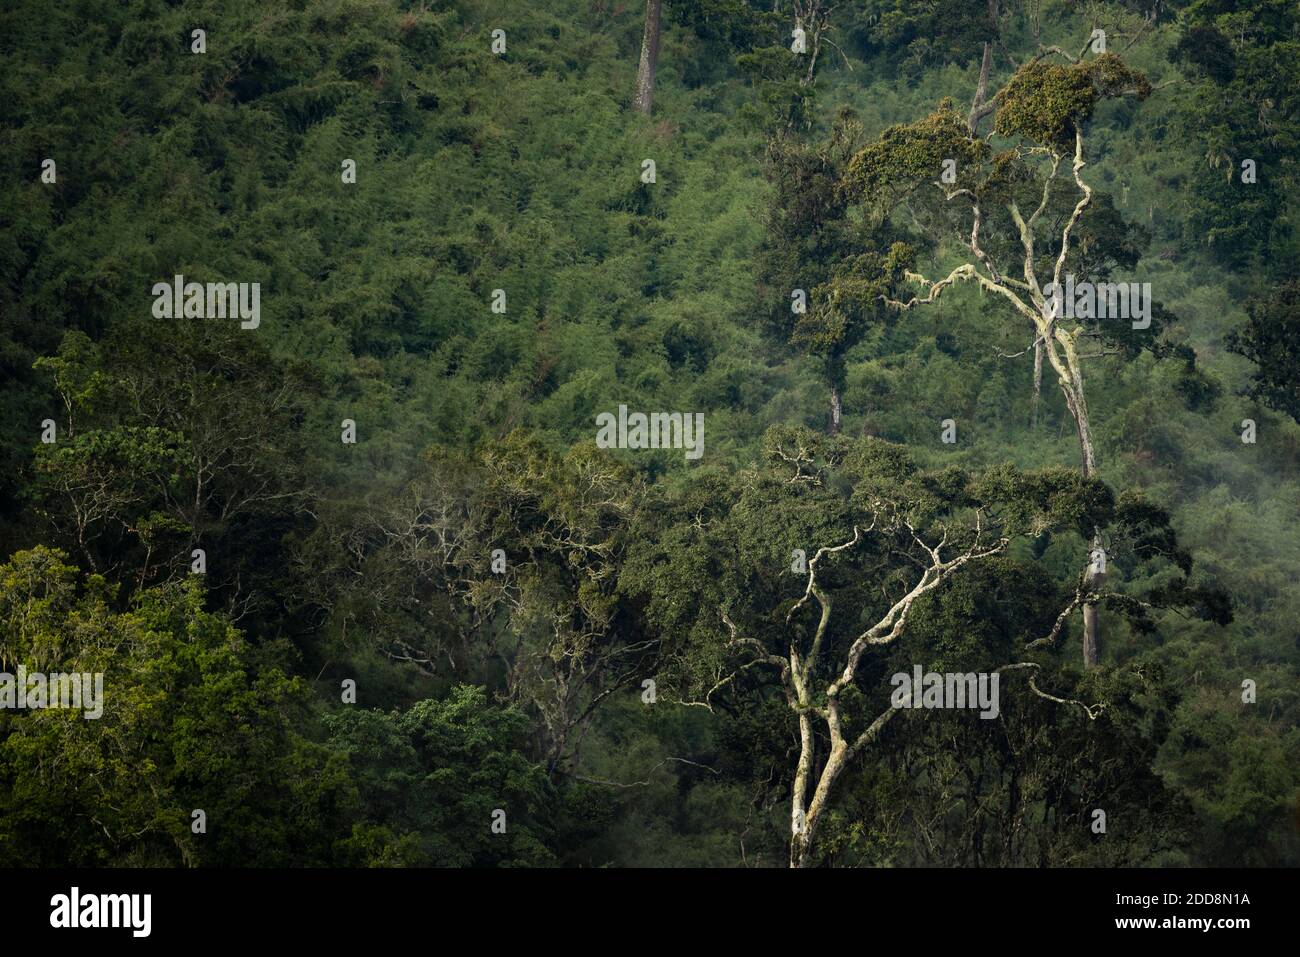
[845,39,1154,666]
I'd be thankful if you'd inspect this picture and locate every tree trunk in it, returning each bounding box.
[790,711,815,867]
[828,384,843,435]
[632,0,662,116]
[794,742,849,867]
[967,3,999,134]
[968,42,993,134]
[1057,341,1102,668]
[1031,337,1043,428]
[1082,586,1102,665]
[791,734,851,868]
[1082,527,1104,667]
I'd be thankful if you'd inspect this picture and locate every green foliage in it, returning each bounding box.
[819,658,1194,866]
[325,686,555,867]
[0,0,1294,868]
[995,54,1151,146]
[0,547,350,866]
[1168,0,1300,266]
[1227,279,1300,422]
[844,0,994,79]
[844,101,988,205]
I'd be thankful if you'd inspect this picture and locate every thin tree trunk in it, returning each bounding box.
[1081,616,1101,667]
[828,384,843,435]
[1031,337,1043,428]
[968,42,993,134]
[632,0,662,116]
[1057,343,1102,668]
[1082,534,1103,667]
[790,712,815,867]
[967,2,998,134]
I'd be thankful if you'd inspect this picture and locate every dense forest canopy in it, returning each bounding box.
[0,0,1296,867]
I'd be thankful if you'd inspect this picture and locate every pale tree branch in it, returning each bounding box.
[997,662,1105,719]
[570,757,720,789]
[1053,127,1091,290]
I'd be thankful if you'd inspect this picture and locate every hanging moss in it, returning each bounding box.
[995,53,1151,147]
[995,61,1096,145]
[841,100,988,206]
[1085,52,1154,100]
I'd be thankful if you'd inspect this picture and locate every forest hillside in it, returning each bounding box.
[0,0,1297,867]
